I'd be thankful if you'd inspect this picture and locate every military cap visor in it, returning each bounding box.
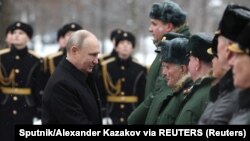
[228,43,247,54]
[207,33,219,57]
[207,48,213,55]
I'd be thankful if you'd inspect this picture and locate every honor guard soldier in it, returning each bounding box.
[175,33,214,125]
[100,31,147,124]
[0,21,43,141]
[96,29,124,124]
[99,28,124,63]
[47,22,82,74]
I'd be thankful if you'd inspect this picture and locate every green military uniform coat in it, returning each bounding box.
[156,77,192,124]
[175,76,213,124]
[128,25,190,124]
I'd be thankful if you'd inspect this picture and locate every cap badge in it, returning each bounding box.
[71,24,76,29]
[123,33,128,37]
[161,36,167,41]
[16,22,21,27]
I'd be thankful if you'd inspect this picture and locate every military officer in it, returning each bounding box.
[199,4,250,125]
[128,0,190,125]
[128,32,189,125]
[100,31,147,124]
[175,33,214,125]
[145,0,191,98]
[228,22,250,124]
[0,21,43,141]
[153,37,192,125]
[47,22,82,74]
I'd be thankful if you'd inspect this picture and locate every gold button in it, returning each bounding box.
[121,78,125,82]
[120,117,124,122]
[13,96,18,101]
[120,104,125,109]
[121,92,125,95]
[15,55,20,60]
[121,66,125,70]
[15,69,19,73]
[13,110,17,115]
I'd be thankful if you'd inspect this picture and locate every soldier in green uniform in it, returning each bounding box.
[100,31,147,124]
[0,21,44,141]
[128,0,190,125]
[150,37,192,125]
[175,33,214,125]
[199,4,250,125]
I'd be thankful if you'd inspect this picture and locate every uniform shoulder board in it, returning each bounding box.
[47,51,64,59]
[101,57,115,66]
[132,57,138,62]
[0,48,10,55]
[28,50,41,59]
[132,57,144,66]
[99,53,110,62]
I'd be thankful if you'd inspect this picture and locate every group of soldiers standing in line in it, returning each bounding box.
[1,1,250,139]
[128,0,250,125]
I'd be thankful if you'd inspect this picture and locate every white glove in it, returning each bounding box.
[102,117,113,125]
[33,117,42,125]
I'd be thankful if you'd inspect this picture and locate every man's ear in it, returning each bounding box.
[71,46,79,55]
[166,22,175,32]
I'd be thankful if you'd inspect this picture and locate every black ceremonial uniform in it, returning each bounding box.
[47,49,66,74]
[0,47,42,141]
[101,56,147,124]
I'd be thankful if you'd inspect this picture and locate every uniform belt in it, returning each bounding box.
[1,87,31,95]
[107,96,138,103]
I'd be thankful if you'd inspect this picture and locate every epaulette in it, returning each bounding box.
[0,48,10,55]
[28,50,41,59]
[101,57,121,96]
[47,51,64,74]
[132,57,138,62]
[132,57,144,66]
[101,57,115,66]
[99,53,110,63]
[47,51,64,59]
